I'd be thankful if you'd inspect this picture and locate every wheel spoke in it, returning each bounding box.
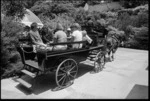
[67,60,70,66]
[61,75,67,86]
[56,59,78,87]
[69,66,76,71]
[69,62,73,67]
[69,74,75,79]
[57,73,66,76]
[70,70,77,74]
[59,68,67,73]
[66,61,73,69]
[67,75,71,82]
[60,66,66,70]
[58,74,66,83]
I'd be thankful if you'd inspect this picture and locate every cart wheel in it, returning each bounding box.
[55,58,78,89]
[91,51,105,74]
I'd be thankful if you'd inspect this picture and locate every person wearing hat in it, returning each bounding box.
[66,27,72,42]
[70,23,83,49]
[66,27,72,37]
[53,23,67,50]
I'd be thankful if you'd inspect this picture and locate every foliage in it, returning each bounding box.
[125,26,148,50]
[30,2,76,20]
[1,0,26,19]
[23,0,45,9]
[120,0,148,8]
[1,16,23,77]
[74,9,90,26]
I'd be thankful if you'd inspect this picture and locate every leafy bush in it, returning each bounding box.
[125,26,148,50]
[31,2,76,20]
[120,0,148,8]
[74,8,90,26]
[1,0,26,19]
[1,16,23,77]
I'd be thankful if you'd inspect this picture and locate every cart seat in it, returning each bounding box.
[46,45,104,57]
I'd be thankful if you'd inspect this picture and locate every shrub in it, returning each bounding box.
[31,2,76,19]
[1,16,23,77]
[74,8,90,26]
[125,26,148,50]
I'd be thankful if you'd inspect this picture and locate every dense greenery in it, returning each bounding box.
[1,16,24,78]
[120,0,148,8]
[1,0,149,79]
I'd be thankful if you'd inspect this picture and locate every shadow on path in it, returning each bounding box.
[15,62,96,95]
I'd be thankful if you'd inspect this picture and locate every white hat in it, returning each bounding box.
[67,28,71,31]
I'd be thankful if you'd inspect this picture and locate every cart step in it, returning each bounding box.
[21,69,36,78]
[16,78,32,88]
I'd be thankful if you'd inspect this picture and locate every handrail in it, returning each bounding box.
[48,41,87,46]
[20,44,34,53]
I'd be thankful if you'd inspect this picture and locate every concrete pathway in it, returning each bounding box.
[1,48,148,99]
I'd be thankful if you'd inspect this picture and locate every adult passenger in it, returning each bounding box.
[53,23,67,50]
[70,23,83,49]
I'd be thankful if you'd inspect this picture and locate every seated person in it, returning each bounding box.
[22,26,30,37]
[40,26,50,44]
[28,22,52,52]
[53,23,67,51]
[70,23,83,49]
[82,30,93,44]
[29,22,47,46]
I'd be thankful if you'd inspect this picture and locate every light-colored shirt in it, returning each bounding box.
[54,30,67,50]
[82,35,93,44]
[71,30,83,49]
[29,30,45,46]
[54,30,67,43]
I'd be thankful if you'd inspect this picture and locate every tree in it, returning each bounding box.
[120,0,148,8]
[1,0,45,20]
[1,0,26,19]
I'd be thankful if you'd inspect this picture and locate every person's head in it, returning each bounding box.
[67,27,71,33]
[87,20,93,26]
[41,26,49,35]
[56,23,64,31]
[24,26,30,32]
[30,22,38,31]
[70,23,81,31]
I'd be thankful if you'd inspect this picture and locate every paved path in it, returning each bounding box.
[1,48,148,99]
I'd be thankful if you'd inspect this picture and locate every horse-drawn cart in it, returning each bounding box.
[16,39,106,91]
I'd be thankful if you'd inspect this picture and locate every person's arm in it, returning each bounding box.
[71,36,75,42]
[29,33,39,45]
[43,35,49,43]
[53,38,57,43]
[86,35,93,44]
[53,32,58,43]
[29,32,46,46]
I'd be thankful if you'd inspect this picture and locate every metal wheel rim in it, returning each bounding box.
[56,58,78,88]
